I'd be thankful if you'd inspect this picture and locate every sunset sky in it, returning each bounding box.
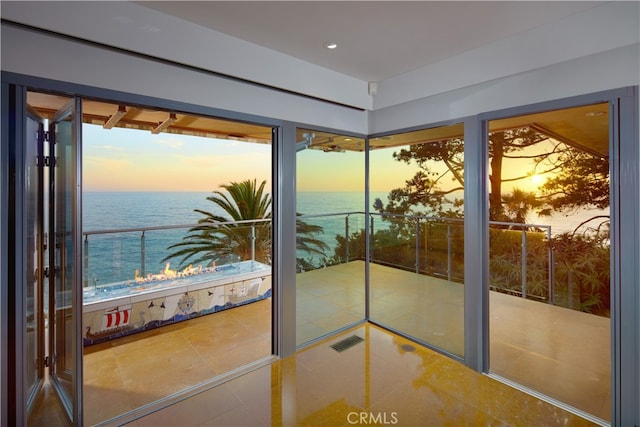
[83,123,545,195]
[83,124,273,192]
[83,124,420,194]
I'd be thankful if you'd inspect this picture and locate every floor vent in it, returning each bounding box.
[330,335,364,352]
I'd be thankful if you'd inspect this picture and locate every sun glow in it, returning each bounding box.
[531,173,544,186]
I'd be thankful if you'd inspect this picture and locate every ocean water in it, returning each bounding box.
[83,191,608,286]
[82,191,376,285]
[83,191,388,230]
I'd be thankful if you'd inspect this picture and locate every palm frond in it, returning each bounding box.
[163,179,324,270]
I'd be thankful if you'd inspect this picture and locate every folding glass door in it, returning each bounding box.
[48,97,83,423]
[19,91,83,425]
[24,105,45,417]
[20,89,277,425]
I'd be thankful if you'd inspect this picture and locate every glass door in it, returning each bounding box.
[48,97,83,424]
[487,102,610,422]
[24,106,46,416]
[368,124,465,358]
[295,129,366,346]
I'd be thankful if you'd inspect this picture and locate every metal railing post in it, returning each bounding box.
[547,226,554,304]
[345,214,350,262]
[369,215,375,262]
[521,227,527,299]
[426,222,431,275]
[447,222,452,282]
[251,224,256,261]
[84,235,89,287]
[415,218,420,273]
[141,230,146,277]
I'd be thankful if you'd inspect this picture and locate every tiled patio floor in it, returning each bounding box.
[29,261,610,425]
[299,261,610,421]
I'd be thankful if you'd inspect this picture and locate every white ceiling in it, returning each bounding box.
[138,1,605,82]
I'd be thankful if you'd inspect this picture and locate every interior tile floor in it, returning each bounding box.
[29,261,609,425]
[125,323,597,427]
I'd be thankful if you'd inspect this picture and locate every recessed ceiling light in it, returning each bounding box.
[323,41,338,50]
[585,111,605,117]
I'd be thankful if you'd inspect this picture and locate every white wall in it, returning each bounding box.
[1,1,638,136]
[3,2,637,113]
[372,1,640,110]
[0,24,369,134]
[0,1,372,110]
[369,43,640,134]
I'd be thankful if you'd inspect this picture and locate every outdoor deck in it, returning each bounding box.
[299,261,610,421]
[30,261,609,425]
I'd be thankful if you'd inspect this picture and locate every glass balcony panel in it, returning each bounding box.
[368,124,465,358]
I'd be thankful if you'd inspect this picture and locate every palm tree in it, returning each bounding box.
[163,179,328,269]
[501,188,546,225]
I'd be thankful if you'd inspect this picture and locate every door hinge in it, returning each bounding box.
[44,266,59,277]
[38,130,50,142]
[37,156,53,167]
[44,356,49,368]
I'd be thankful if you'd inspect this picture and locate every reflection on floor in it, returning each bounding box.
[127,323,598,426]
[27,379,70,427]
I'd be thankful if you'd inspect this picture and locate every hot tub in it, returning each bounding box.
[82,260,271,346]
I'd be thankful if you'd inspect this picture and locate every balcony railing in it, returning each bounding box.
[369,212,465,282]
[83,213,554,303]
[82,218,271,288]
[488,220,553,304]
